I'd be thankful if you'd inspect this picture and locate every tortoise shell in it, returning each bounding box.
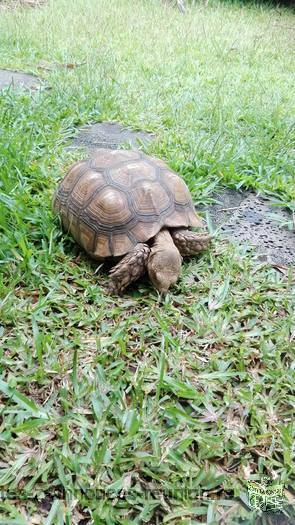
[53,149,203,259]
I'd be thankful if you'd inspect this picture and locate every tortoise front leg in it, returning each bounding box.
[171,228,212,256]
[108,243,150,294]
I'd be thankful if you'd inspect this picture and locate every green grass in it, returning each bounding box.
[0,0,294,523]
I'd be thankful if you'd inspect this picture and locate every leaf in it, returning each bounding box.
[13,418,48,432]
[44,500,63,525]
[163,507,207,522]
[0,516,28,525]
[122,409,140,436]
[0,379,48,418]
[0,192,15,208]
[71,347,78,395]
[162,376,198,399]
[208,277,230,310]
[63,62,86,69]
[156,351,166,402]
[0,454,28,486]
[54,455,71,492]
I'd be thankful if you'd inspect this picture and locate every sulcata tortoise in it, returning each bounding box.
[53,149,211,293]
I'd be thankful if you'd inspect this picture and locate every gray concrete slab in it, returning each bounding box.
[69,121,155,151]
[202,189,295,266]
[0,69,41,90]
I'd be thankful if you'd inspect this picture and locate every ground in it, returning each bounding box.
[0,0,294,524]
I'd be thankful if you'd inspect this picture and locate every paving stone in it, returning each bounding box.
[69,121,155,151]
[0,69,41,90]
[203,189,295,266]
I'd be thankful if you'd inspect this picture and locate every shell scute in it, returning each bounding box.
[89,148,140,169]
[130,221,160,242]
[59,160,86,195]
[53,149,202,258]
[110,160,157,188]
[70,170,105,208]
[87,186,133,227]
[132,180,171,216]
[161,169,191,205]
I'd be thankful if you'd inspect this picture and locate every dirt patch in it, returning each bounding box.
[202,189,295,267]
[0,69,42,90]
[69,121,155,151]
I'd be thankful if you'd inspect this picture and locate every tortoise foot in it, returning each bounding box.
[108,243,150,294]
[171,229,212,256]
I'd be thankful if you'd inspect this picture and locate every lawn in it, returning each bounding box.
[0,0,294,523]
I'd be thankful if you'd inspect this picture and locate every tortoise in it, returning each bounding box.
[53,149,211,294]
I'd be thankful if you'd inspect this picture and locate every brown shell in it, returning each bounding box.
[53,149,203,259]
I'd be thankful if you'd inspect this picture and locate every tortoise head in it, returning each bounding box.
[147,229,182,294]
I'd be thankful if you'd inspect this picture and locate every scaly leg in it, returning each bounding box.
[108,243,150,294]
[171,228,212,256]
